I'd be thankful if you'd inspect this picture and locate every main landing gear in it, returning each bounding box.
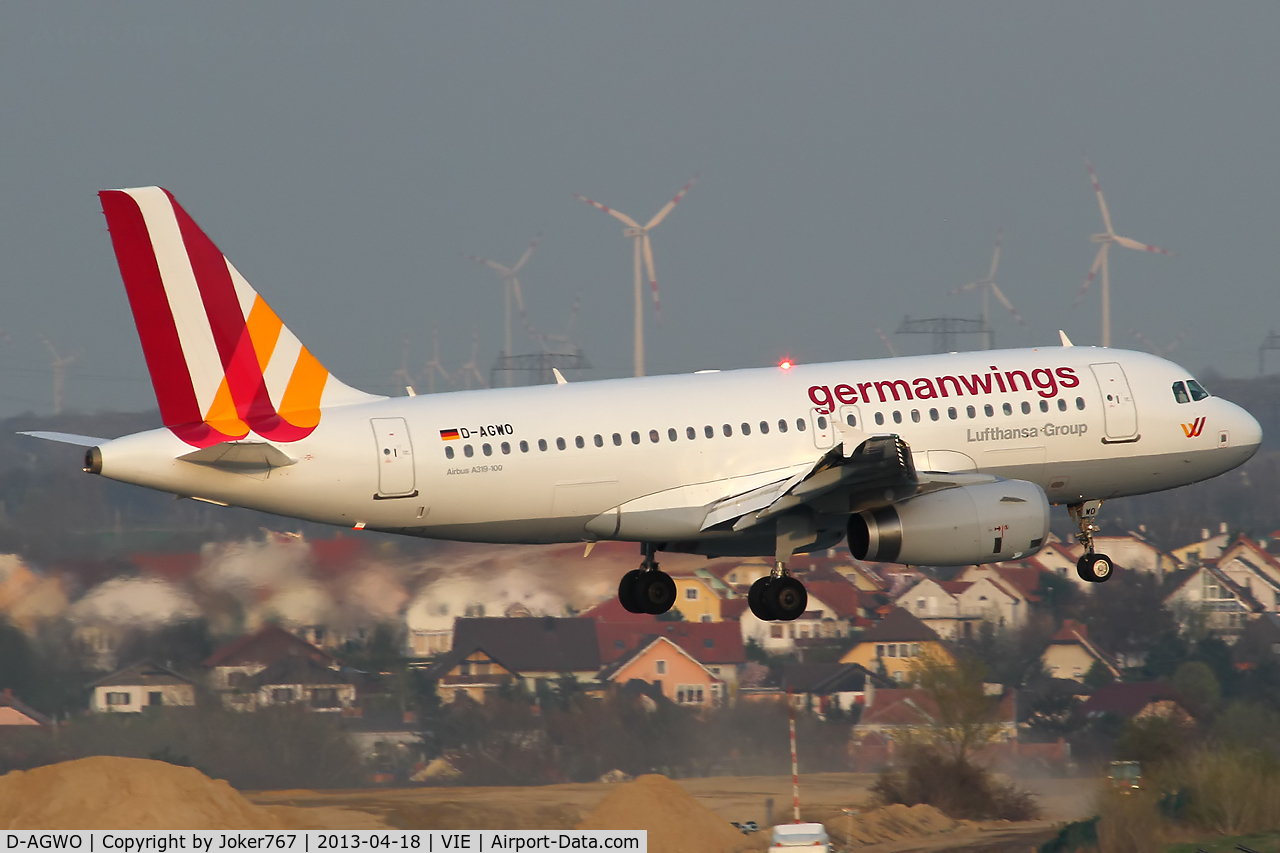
[748,564,809,622]
[1069,500,1114,584]
[618,544,678,615]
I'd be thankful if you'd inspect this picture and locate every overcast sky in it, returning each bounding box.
[1,3,1277,418]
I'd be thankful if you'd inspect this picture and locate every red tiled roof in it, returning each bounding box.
[202,625,338,669]
[937,581,972,595]
[721,599,750,621]
[1050,620,1088,643]
[860,607,941,643]
[804,580,865,618]
[597,621,745,665]
[1079,682,1182,718]
[990,566,1044,601]
[581,596,658,624]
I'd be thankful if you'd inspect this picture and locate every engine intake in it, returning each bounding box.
[847,479,1049,566]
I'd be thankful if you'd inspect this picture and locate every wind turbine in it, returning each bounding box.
[951,230,1025,349]
[1131,328,1187,358]
[873,327,898,357]
[455,331,488,390]
[42,338,77,415]
[465,236,539,384]
[573,176,696,377]
[421,327,453,393]
[1075,162,1174,347]
[391,339,416,396]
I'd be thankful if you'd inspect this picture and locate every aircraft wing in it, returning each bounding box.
[702,434,997,533]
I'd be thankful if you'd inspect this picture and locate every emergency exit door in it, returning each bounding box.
[1090,362,1139,442]
[372,418,417,498]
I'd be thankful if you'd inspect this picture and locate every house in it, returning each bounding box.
[895,576,1026,639]
[854,687,1017,743]
[243,655,358,712]
[596,621,745,694]
[1040,621,1120,683]
[203,625,342,708]
[0,689,52,727]
[780,662,894,717]
[1171,524,1232,566]
[956,566,1040,625]
[839,607,952,683]
[1216,536,1280,613]
[733,586,861,657]
[450,617,601,684]
[1078,682,1190,724]
[598,635,723,707]
[1025,543,1085,585]
[1091,534,1177,575]
[425,646,525,703]
[1164,564,1263,637]
[666,567,735,622]
[88,660,197,713]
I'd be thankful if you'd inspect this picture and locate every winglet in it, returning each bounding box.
[552,368,568,385]
[1059,330,1074,347]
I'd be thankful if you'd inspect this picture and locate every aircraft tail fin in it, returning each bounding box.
[99,187,379,448]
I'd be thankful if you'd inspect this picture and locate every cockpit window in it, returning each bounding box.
[1187,379,1210,401]
[1172,382,1190,404]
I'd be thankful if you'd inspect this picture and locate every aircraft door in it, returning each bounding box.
[1089,362,1139,441]
[372,417,418,497]
[837,405,864,432]
[810,408,835,449]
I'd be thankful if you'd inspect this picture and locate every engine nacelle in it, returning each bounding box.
[847,479,1049,566]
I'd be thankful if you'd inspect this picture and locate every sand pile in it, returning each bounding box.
[577,775,748,853]
[827,803,959,846]
[0,757,287,829]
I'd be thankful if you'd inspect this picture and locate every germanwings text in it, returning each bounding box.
[807,366,1081,414]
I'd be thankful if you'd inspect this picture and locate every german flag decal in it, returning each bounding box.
[440,429,461,441]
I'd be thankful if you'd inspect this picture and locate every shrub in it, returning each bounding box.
[1151,746,1280,837]
[871,745,1040,821]
[1093,786,1165,853]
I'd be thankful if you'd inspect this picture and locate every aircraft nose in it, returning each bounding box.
[1229,401,1263,455]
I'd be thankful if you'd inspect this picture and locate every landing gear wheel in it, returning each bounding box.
[764,576,808,622]
[1077,553,1114,583]
[633,570,677,615]
[748,577,776,621]
[618,569,646,613]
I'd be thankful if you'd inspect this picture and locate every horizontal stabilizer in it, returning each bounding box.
[178,440,296,471]
[18,431,105,447]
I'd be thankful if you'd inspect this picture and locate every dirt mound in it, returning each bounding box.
[577,774,748,853]
[0,756,286,829]
[827,803,960,846]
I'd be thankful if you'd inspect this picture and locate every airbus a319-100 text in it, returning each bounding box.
[22,188,1262,621]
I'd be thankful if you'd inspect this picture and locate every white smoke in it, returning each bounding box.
[68,576,200,629]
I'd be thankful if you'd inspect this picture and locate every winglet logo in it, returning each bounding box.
[1181,417,1206,438]
[99,187,373,448]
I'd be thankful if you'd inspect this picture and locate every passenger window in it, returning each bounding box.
[1039,400,1048,413]
[1187,380,1209,401]
[966,405,976,418]
[612,433,622,446]
[741,423,751,436]
[650,429,660,443]
[1002,403,1012,416]
[910,410,920,423]
[875,412,885,426]
[594,435,603,447]
[705,425,714,438]
[1057,399,1067,412]
[574,436,584,449]
[947,407,957,420]
[519,440,529,452]
[464,445,474,458]
[816,416,827,429]
[892,411,902,424]
[846,414,856,427]
[538,439,548,451]
[760,421,770,434]
[929,408,939,421]
[483,444,492,456]
[1076,397,1086,410]
[796,419,806,431]
[687,426,696,439]
[777,419,788,433]
[668,428,678,441]
[984,404,994,417]
[632,431,641,445]
[501,442,511,455]
[556,437,567,450]
[445,446,454,459]
[723,424,733,437]
[1172,382,1190,404]
[1021,401,1031,415]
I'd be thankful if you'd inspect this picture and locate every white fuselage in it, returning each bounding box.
[95,346,1261,557]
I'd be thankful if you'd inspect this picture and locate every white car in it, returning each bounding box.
[769,823,830,851]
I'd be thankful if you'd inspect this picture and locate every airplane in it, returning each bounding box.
[22,187,1262,622]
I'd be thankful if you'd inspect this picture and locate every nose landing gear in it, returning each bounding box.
[1069,500,1114,583]
[618,544,677,615]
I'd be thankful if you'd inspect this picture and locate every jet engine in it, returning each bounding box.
[847,479,1049,566]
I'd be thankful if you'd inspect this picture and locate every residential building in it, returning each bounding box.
[896,576,1025,639]
[425,646,524,703]
[243,656,358,712]
[1171,524,1232,566]
[598,635,723,706]
[0,689,52,727]
[1216,537,1280,613]
[1078,682,1191,724]
[666,567,735,622]
[839,607,952,683]
[203,625,342,708]
[596,620,745,694]
[450,617,601,684]
[854,687,1017,743]
[734,587,858,656]
[780,662,893,717]
[1164,564,1263,637]
[1040,621,1120,683]
[88,661,196,713]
